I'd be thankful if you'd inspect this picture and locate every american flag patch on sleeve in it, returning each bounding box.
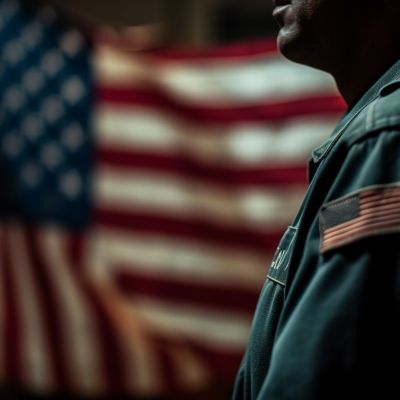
[319,183,400,253]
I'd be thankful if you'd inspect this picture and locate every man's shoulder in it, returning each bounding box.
[344,82,400,145]
[373,81,400,121]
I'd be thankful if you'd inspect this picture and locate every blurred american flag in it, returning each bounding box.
[0,0,345,397]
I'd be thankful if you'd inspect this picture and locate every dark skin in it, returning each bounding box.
[272,0,400,106]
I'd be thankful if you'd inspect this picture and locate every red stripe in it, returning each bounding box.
[143,38,278,61]
[153,344,175,393]
[325,213,400,239]
[65,234,127,394]
[97,87,345,123]
[97,148,309,187]
[95,36,278,62]
[95,209,283,251]
[360,204,400,218]
[23,228,69,390]
[114,271,260,314]
[361,187,400,202]
[1,229,22,383]
[324,217,400,244]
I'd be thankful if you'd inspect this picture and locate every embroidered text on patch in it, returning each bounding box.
[320,184,400,253]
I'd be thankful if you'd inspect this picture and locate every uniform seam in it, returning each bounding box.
[347,116,400,145]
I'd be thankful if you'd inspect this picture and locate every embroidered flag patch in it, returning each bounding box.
[320,184,400,253]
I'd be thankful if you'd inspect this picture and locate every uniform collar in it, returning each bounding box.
[312,57,400,163]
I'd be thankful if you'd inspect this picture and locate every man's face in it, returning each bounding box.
[272,0,363,71]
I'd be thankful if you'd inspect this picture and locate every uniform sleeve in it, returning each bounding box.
[257,129,400,400]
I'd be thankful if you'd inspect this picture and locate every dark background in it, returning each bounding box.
[42,0,278,45]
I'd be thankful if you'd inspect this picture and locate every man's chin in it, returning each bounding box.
[277,32,298,60]
[276,31,312,66]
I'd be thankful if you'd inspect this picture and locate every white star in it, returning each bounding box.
[23,69,45,94]
[4,40,25,65]
[60,30,84,57]
[61,76,85,104]
[41,96,64,123]
[62,123,84,151]
[59,170,82,198]
[21,114,44,141]
[40,143,64,168]
[21,23,43,49]
[2,132,24,158]
[4,87,25,112]
[42,50,64,77]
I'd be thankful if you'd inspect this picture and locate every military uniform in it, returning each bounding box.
[233,59,400,399]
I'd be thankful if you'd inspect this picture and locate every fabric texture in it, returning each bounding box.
[233,58,400,399]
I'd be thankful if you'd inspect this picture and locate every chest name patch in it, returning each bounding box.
[320,184,400,253]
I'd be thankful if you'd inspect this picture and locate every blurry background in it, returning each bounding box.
[42,0,277,46]
[0,1,344,400]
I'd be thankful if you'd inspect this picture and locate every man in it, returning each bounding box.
[233,1,400,399]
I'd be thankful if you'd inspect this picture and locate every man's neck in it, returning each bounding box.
[332,38,400,107]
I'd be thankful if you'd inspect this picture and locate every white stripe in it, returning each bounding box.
[94,43,274,89]
[156,57,337,104]
[87,228,269,289]
[96,106,178,152]
[7,225,54,391]
[37,229,104,394]
[95,46,338,104]
[127,297,252,350]
[95,44,153,86]
[225,117,336,164]
[122,333,162,395]
[0,226,5,378]
[95,168,305,228]
[96,106,338,164]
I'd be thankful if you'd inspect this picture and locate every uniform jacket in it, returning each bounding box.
[232,59,400,399]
